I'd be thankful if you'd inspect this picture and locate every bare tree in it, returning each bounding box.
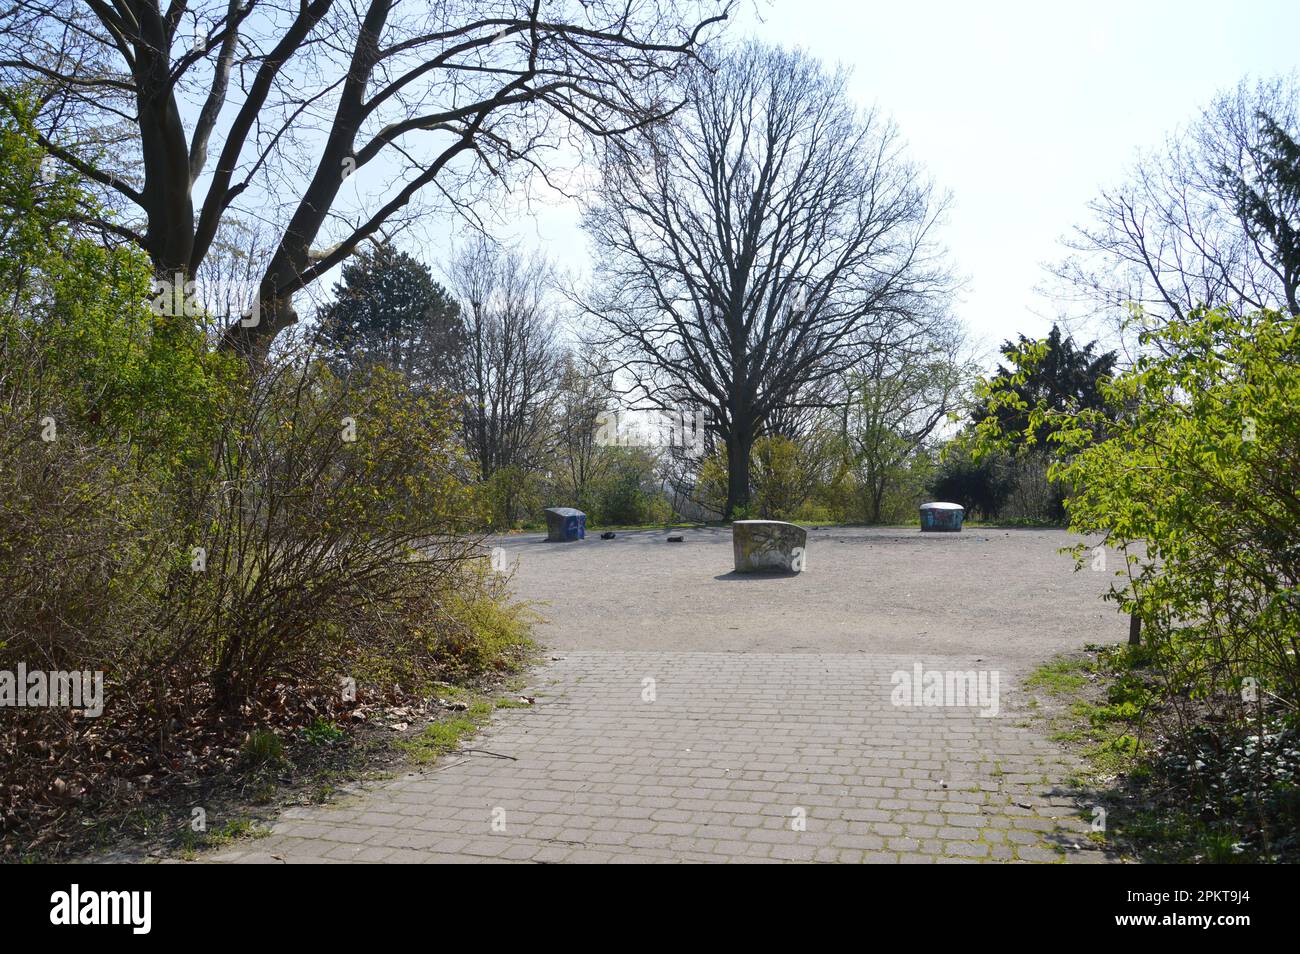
[1057,75,1300,346]
[552,351,615,508]
[581,41,952,517]
[0,0,732,354]
[449,237,560,515]
[192,216,277,331]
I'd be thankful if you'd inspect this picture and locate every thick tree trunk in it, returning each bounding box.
[218,288,299,357]
[139,97,196,275]
[217,0,393,355]
[726,429,752,519]
[136,28,196,277]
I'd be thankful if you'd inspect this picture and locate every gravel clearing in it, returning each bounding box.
[493,525,1120,665]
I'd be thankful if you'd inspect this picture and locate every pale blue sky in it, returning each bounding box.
[471,0,1300,358]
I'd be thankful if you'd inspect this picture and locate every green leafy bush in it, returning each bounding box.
[587,447,670,526]
[1052,308,1300,713]
[696,435,819,521]
[973,306,1300,855]
[0,104,531,853]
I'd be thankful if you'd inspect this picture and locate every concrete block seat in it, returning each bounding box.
[731,519,807,573]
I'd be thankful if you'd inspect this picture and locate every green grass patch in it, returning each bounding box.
[396,688,535,765]
[431,683,469,700]
[177,817,269,860]
[240,729,284,766]
[398,716,482,764]
[302,718,345,745]
[1024,657,1094,694]
[1117,810,1256,863]
[1033,653,1145,780]
[1031,645,1299,862]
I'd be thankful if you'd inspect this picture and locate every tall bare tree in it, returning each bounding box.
[1058,75,1300,345]
[450,237,560,511]
[552,352,615,508]
[0,0,732,354]
[581,41,952,516]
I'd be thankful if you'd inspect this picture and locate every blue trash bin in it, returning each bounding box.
[544,507,587,541]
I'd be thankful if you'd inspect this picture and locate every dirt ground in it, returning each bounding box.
[494,525,1120,666]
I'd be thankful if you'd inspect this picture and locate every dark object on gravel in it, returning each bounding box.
[601,532,616,540]
[666,534,684,543]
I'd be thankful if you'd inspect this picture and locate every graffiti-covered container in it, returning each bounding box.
[919,501,964,532]
[544,507,587,541]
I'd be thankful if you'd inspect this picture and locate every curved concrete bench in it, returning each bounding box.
[732,519,807,573]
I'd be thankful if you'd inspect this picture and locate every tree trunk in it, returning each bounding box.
[136,53,196,276]
[726,430,752,519]
[870,476,886,524]
[219,288,298,356]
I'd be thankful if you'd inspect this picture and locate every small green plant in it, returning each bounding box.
[303,718,345,745]
[177,817,268,860]
[398,716,479,764]
[1024,657,1093,694]
[241,730,284,766]
[396,693,514,765]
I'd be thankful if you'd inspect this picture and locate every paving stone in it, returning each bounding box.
[205,652,1115,864]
